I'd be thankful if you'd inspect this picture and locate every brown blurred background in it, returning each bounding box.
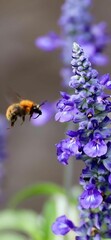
[0,0,111,210]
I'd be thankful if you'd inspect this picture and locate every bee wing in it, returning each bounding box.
[5,88,24,105]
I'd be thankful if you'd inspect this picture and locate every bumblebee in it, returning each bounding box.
[6,99,44,127]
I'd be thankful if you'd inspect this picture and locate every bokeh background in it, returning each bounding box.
[0,0,111,210]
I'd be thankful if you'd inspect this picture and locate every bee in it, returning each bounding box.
[6,99,46,127]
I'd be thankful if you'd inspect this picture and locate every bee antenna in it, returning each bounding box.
[39,100,47,108]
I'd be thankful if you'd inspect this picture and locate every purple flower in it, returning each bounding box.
[108,174,111,184]
[83,132,107,158]
[100,73,111,90]
[53,42,111,239]
[56,139,70,165]
[35,32,63,51]
[64,5,110,67]
[91,54,108,66]
[0,115,8,161]
[55,92,80,122]
[35,0,111,236]
[79,184,103,209]
[56,136,82,165]
[103,158,111,172]
[55,110,74,122]
[36,0,110,87]
[52,215,75,235]
[0,115,8,197]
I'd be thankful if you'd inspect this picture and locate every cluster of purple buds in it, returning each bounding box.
[52,42,111,239]
[36,0,110,87]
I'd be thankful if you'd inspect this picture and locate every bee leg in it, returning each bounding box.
[33,114,40,119]
[11,121,14,127]
[29,114,33,120]
[21,115,25,125]
[11,116,17,127]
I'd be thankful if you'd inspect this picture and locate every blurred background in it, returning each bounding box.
[0,0,111,210]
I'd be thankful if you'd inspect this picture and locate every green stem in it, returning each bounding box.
[63,156,75,194]
[63,122,77,194]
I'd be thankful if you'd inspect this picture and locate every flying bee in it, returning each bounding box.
[6,99,46,127]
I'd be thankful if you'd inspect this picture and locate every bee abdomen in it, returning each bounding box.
[6,104,23,121]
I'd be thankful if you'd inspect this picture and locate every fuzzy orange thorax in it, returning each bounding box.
[19,100,35,114]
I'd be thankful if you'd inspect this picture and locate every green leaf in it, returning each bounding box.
[9,182,65,208]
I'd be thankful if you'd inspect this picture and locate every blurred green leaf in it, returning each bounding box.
[0,210,43,240]
[9,182,65,208]
[41,193,79,240]
[0,189,80,240]
[0,233,25,240]
[42,197,57,240]
[6,186,80,240]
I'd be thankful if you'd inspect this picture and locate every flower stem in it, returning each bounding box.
[63,122,77,194]
[63,156,75,194]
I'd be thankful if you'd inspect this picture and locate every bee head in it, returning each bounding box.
[30,101,47,120]
[33,105,42,116]
[34,100,47,115]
